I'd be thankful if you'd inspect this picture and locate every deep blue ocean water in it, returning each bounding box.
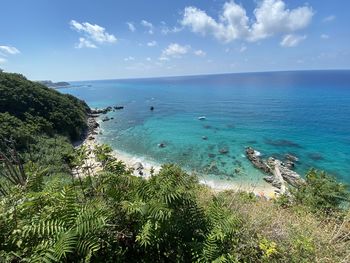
[61,70,350,186]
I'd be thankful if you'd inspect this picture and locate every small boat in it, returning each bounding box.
[198,116,206,120]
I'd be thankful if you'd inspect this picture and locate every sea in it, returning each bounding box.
[61,70,350,187]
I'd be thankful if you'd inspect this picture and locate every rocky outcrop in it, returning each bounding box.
[78,113,100,144]
[267,158,305,187]
[245,147,270,173]
[133,162,144,175]
[245,147,305,194]
[91,107,112,114]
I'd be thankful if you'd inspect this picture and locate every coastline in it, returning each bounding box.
[78,114,278,198]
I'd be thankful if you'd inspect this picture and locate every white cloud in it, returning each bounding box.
[147,41,157,47]
[323,15,336,23]
[141,20,154,34]
[194,49,206,57]
[160,22,183,35]
[162,43,190,58]
[0,57,7,64]
[75,38,97,49]
[124,56,135,61]
[249,0,313,41]
[181,0,313,43]
[280,34,306,47]
[70,20,117,48]
[126,22,136,32]
[0,45,20,55]
[321,34,329,39]
[146,57,152,61]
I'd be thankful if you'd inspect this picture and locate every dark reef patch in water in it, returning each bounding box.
[208,153,216,158]
[265,139,302,148]
[308,153,324,161]
[246,140,257,144]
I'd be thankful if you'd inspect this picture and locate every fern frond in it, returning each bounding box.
[22,219,66,239]
[136,220,154,247]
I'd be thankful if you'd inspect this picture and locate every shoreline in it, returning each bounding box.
[77,114,278,198]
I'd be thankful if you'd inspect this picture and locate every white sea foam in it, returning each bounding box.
[254,150,261,156]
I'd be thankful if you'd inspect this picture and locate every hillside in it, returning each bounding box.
[0,72,89,147]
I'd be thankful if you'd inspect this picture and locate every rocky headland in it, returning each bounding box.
[245,147,305,195]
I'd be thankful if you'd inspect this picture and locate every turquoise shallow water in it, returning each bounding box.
[61,71,350,185]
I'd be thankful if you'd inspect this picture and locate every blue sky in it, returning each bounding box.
[0,0,349,81]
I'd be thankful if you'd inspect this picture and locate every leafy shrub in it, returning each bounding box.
[292,169,350,214]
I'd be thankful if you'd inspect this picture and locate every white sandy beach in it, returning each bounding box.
[78,132,278,199]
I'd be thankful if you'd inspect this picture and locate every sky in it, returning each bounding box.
[0,0,349,81]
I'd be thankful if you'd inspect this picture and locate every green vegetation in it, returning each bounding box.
[0,71,349,262]
[0,71,89,146]
[292,169,350,214]
[1,147,349,262]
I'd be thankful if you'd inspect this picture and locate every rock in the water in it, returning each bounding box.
[133,162,144,171]
[158,143,166,148]
[245,147,270,173]
[285,160,295,169]
[150,106,154,111]
[91,106,113,114]
[102,117,110,122]
[202,136,208,140]
[285,153,299,162]
[219,148,229,154]
[114,106,124,110]
[208,153,216,158]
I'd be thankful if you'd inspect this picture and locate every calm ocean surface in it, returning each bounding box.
[61,70,350,186]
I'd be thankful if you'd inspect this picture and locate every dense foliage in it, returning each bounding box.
[0,145,349,262]
[0,71,89,143]
[292,169,350,213]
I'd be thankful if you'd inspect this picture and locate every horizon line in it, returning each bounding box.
[25,68,350,83]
